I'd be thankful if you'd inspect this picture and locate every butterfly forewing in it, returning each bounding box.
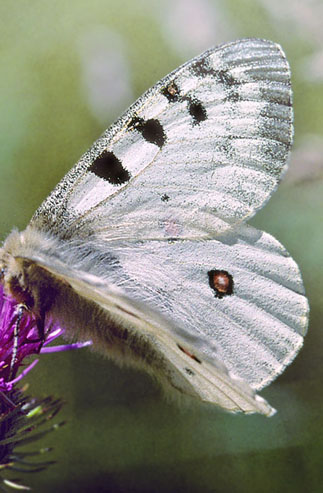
[31,38,292,241]
[8,38,306,416]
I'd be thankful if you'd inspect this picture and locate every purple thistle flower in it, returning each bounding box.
[0,284,91,490]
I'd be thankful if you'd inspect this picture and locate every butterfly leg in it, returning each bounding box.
[25,309,46,353]
[0,390,19,409]
[9,304,26,378]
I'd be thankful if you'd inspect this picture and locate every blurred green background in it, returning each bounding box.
[1,1,322,491]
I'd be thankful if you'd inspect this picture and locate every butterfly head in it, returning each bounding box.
[0,231,36,309]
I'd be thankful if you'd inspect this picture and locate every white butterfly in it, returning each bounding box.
[0,39,309,416]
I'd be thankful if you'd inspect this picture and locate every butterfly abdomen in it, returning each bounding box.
[0,228,170,376]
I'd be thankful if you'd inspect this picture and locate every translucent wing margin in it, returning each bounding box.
[31,38,292,241]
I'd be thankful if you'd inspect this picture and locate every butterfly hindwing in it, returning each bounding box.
[31,38,292,241]
[21,217,308,393]
[90,224,308,391]
[11,230,275,416]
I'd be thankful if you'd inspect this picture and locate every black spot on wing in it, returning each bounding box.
[161,82,180,102]
[162,77,207,126]
[208,270,234,299]
[191,58,215,77]
[191,59,239,88]
[128,116,166,148]
[188,99,207,125]
[89,151,130,184]
[215,69,238,87]
[161,193,170,202]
